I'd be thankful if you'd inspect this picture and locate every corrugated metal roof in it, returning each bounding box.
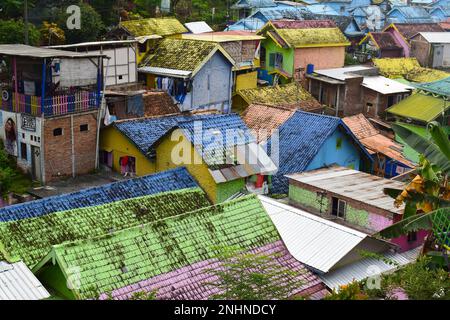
[286,166,406,214]
[362,76,414,95]
[314,66,374,81]
[319,246,421,290]
[184,21,214,34]
[138,66,192,78]
[259,196,381,273]
[0,44,107,58]
[0,261,50,300]
[417,32,450,43]
[46,40,138,49]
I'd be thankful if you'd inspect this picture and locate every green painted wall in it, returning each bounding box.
[289,185,328,212]
[345,205,369,229]
[37,263,76,300]
[262,39,294,76]
[216,178,245,203]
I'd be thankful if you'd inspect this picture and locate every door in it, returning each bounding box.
[31,146,42,182]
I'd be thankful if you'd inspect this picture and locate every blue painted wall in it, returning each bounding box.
[192,52,233,113]
[306,129,361,171]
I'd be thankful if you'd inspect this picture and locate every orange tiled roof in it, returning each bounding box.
[241,104,296,143]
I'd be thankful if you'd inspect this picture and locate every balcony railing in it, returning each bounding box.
[0,91,101,117]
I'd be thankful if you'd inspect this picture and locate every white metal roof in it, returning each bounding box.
[319,246,421,290]
[46,40,138,49]
[362,76,414,95]
[286,166,406,215]
[185,21,214,34]
[137,66,192,78]
[259,196,385,273]
[0,261,50,300]
[0,44,107,58]
[314,66,374,81]
[417,32,450,44]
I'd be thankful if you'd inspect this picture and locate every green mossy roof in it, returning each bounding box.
[46,195,280,299]
[373,58,450,83]
[120,18,188,37]
[140,38,220,72]
[387,93,449,123]
[0,188,210,268]
[276,28,349,48]
[238,82,320,109]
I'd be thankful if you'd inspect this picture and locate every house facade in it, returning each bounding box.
[0,45,105,184]
[286,166,428,252]
[410,32,450,68]
[306,66,413,118]
[100,113,276,203]
[257,20,350,83]
[359,32,404,58]
[138,39,235,113]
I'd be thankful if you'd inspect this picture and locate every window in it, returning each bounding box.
[53,128,62,136]
[20,142,27,161]
[80,124,89,132]
[269,53,283,69]
[407,231,417,242]
[336,137,343,150]
[138,42,146,54]
[331,197,346,218]
[366,102,373,114]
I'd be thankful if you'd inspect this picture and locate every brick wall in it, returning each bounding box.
[43,111,98,182]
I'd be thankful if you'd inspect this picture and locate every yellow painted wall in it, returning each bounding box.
[235,71,258,91]
[155,128,219,203]
[100,126,156,176]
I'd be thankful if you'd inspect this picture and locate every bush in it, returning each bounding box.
[0,19,41,45]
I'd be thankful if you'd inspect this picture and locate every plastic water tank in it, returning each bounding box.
[306,64,314,74]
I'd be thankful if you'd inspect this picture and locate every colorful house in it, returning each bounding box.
[0,167,197,222]
[382,23,445,57]
[359,32,404,58]
[286,166,428,252]
[246,110,372,194]
[0,188,210,270]
[0,45,106,184]
[257,20,350,83]
[100,113,277,203]
[138,39,235,113]
[107,17,187,63]
[343,114,413,178]
[429,6,450,22]
[33,195,327,300]
[182,31,265,92]
[231,0,277,20]
[233,82,322,112]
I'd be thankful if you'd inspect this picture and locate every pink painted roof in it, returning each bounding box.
[99,240,326,300]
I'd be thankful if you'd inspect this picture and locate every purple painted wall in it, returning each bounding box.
[386,28,410,57]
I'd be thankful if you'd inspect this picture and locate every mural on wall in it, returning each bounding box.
[2,114,18,156]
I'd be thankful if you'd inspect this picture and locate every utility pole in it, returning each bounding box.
[24,0,29,45]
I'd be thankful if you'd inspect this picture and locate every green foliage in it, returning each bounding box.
[203,245,305,300]
[57,2,105,44]
[0,19,41,45]
[324,281,368,300]
[364,257,450,300]
[344,53,360,66]
[129,290,158,300]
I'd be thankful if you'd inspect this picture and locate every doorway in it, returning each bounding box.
[31,146,42,182]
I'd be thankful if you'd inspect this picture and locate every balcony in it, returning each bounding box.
[0,90,101,117]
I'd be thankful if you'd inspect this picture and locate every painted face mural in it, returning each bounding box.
[4,118,17,156]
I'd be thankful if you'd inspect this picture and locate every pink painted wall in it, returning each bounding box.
[369,213,392,232]
[391,230,429,253]
[294,46,346,77]
[386,29,410,57]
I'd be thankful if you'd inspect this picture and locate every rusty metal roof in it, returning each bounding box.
[343,114,413,167]
[286,166,406,215]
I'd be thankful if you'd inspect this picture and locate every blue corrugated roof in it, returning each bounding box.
[231,0,276,8]
[114,113,255,161]
[0,167,197,222]
[387,6,434,23]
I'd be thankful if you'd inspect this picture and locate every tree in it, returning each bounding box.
[58,2,105,44]
[40,21,65,45]
[0,19,41,45]
[379,122,449,251]
[203,246,305,300]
